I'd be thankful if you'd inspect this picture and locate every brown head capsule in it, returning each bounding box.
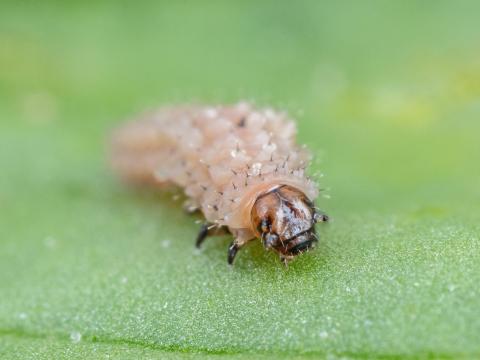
[251,185,328,265]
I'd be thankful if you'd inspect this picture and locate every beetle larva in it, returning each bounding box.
[110,102,328,265]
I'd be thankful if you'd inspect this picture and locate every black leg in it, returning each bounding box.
[196,223,230,248]
[227,242,240,265]
[195,223,211,248]
[314,211,329,223]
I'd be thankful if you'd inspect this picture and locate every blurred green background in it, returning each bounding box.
[1,1,480,359]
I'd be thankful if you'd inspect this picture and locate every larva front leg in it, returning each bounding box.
[195,223,229,248]
[226,230,255,265]
[197,224,243,265]
[227,241,241,265]
[195,223,212,248]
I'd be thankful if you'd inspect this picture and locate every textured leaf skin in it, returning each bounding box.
[1,1,480,359]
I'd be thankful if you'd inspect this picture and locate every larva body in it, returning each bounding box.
[111,102,328,265]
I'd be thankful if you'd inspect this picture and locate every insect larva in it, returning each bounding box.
[110,102,329,266]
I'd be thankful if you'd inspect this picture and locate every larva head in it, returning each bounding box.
[251,185,327,263]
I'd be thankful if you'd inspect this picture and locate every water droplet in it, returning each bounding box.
[161,240,171,248]
[44,236,56,248]
[70,331,82,343]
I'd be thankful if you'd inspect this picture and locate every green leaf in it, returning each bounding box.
[1,1,480,358]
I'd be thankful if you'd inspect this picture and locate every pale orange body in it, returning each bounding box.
[111,102,327,264]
